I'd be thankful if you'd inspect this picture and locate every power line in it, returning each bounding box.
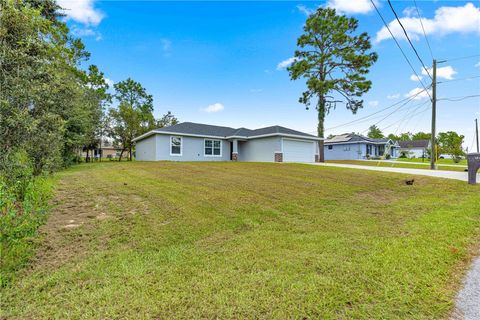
[413,0,433,60]
[380,102,430,132]
[325,88,428,131]
[370,0,432,100]
[394,100,430,134]
[387,0,432,80]
[437,95,480,102]
[441,54,480,62]
[360,92,428,134]
[438,75,480,84]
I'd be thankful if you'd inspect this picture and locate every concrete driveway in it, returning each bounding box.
[311,162,478,182]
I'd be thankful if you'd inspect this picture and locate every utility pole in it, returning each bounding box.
[476,118,479,153]
[430,59,437,170]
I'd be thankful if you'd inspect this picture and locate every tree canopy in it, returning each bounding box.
[288,8,377,161]
[367,125,384,139]
[437,131,464,162]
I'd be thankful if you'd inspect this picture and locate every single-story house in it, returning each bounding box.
[83,139,130,160]
[133,122,322,163]
[398,139,430,158]
[324,133,399,160]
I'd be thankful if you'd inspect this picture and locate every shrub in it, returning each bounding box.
[0,150,34,201]
[0,175,53,286]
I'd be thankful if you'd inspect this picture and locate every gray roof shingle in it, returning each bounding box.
[153,122,317,139]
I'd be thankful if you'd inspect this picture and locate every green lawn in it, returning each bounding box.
[2,162,479,319]
[397,158,468,166]
[327,160,467,172]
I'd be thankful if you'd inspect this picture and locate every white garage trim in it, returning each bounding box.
[282,138,315,163]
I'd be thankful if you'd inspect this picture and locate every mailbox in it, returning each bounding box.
[467,153,480,185]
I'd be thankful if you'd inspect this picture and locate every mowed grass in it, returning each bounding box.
[1,162,480,319]
[327,160,467,172]
[396,158,468,166]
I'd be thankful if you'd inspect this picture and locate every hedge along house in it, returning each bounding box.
[324,133,399,160]
[133,122,322,163]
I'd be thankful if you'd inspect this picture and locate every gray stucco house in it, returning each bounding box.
[324,133,399,160]
[133,122,322,163]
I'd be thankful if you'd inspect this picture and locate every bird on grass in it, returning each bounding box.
[405,179,415,185]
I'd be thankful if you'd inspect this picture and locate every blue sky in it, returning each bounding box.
[59,0,480,149]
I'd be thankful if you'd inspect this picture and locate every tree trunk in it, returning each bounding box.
[129,147,132,161]
[317,96,326,162]
[85,149,89,163]
[119,148,125,162]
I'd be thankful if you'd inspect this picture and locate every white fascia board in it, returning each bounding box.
[247,133,322,141]
[134,131,227,142]
[132,130,158,142]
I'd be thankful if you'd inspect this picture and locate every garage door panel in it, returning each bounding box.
[283,139,315,163]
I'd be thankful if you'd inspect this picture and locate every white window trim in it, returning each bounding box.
[170,136,183,156]
[204,139,222,157]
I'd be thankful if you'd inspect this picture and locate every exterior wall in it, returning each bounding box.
[325,143,366,160]
[135,135,157,161]
[155,135,230,161]
[399,147,427,158]
[237,136,282,162]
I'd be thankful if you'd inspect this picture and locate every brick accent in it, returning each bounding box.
[274,152,283,162]
[315,155,320,163]
[232,152,238,161]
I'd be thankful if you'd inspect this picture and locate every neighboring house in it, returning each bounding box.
[84,139,130,160]
[398,140,430,158]
[133,122,321,163]
[324,133,399,160]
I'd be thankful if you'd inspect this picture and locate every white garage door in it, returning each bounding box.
[283,139,315,163]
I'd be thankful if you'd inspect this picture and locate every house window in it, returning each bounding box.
[170,136,182,155]
[343,146,350,151]
[328,145,333,150]
[205,139,221,156]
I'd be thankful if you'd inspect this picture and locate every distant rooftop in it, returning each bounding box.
[325,133,390,145]
[398,140,430,149]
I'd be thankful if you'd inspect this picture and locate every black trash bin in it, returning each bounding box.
[467,153,480,185]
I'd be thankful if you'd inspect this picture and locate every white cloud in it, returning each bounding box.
[410,74,423,81]
[405,87,431,100]
[161,38,171,52]
[402,7,417,17]
[160,38,172,56]
[276,57,297,70]
[421,65,457,80]
[475,62,480,68]
[375,3,480,43]
[297,5,314,16]
[202,103,224,113]
[104,78,114,88]
[368,100,379,107]
[387,93,400,99]
[71,26,102,40]
[57,0,104,26]
[327,0,376,14]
